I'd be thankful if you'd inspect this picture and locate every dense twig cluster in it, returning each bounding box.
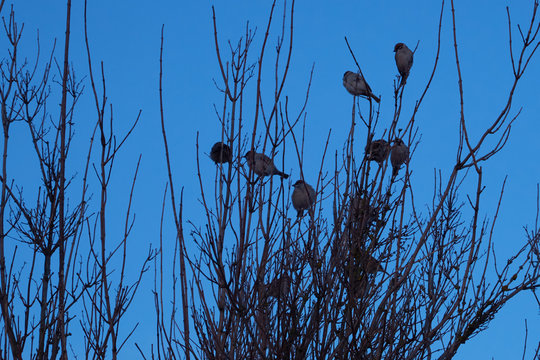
[0,2,154,359]
[0,0,539,359]
[152,1,540,359]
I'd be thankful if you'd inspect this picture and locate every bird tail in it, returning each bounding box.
[392,166,399,178]
[400,74,408,86]
[370,93,381,103]
[278,171,289,179]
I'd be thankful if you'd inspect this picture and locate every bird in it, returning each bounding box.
[244,150,289,179]
[365,139,390,164]
[343,247,383,298]
[342,71,381,103]
[210,141,232,164]
[349,194,377,226]
[292,179,316,217]
[265,274,291,300]
[352,249,383,275]
[394,42,413,86]
[390,139,409,177]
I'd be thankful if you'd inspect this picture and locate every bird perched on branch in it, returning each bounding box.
[265,274,292,300]
[343,246,384,298]
[394,42,414,86]
[244,150,289,179]
[292,180,316,217]
[349,194,377,227]
[365,139,390,164]
[342,71,381,103]
[390,139,409,177]
[210,141,232,164]
[352,249,383,275]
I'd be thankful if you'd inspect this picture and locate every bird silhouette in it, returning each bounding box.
[210,142,232,164]
[244,151,289,179]
[390,138,409,177]
[292,180,316,217]
[342,71,381,103]
[394,42,414,86]
[365,139,390,164]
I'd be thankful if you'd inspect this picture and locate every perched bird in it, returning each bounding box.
[210,141,232,164]
[390,139,409,177]
[217,287,226,311]
[394,42,414,86]
[342,71,381,103]
[349,194,377,226]
[265,274,291,300]
[365,139,390,164]
[244,150,289,179]
[292,180,316,217]
[343,247,383,298]
[352,249,383,275]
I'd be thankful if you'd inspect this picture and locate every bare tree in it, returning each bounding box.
[0,1,153,359]
[1,0,538,359]
[153,1,539,359]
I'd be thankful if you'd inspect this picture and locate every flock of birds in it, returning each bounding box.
[209,43,414,218]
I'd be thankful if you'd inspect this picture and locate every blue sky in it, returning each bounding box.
[5,0,540,358]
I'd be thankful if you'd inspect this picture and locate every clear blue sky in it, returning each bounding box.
[5,0,540,358]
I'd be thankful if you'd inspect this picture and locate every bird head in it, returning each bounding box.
[343,70,354,79]
[243,150,253,159]
[393,138,404,146]
[394,43,404,52]
[293,180,305,188]
[372,139,388,147]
